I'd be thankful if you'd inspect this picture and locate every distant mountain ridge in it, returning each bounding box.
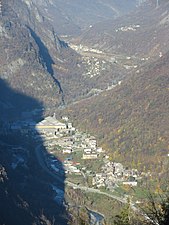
[73,1,169,59]
[26,0,138,36]
[0,0,151,110]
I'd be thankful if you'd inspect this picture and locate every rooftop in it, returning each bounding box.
[36,116,66,127]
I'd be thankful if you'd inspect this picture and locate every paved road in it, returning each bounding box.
[65,180,127,204]
[35,144,133,205]
[35,144,156,224]
[66,181,157,224]
[35,144,127,204]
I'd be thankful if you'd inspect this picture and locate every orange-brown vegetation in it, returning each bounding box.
[64,52,169,179]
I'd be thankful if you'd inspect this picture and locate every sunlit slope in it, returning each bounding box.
[65,52,169,174]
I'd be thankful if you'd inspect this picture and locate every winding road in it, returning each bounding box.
[35,144,131,205]
[35,143,156,224]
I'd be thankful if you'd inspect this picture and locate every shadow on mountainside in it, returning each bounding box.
[27,27,64,98]
[0,78,68,225]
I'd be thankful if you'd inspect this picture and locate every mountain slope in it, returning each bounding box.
[0,0,64,108]
[0,79,68,225]
[64,51,169,176]
[1,0,119,106]
[0,0,88,107]
[74,1,169,59]
[27,0,138,36]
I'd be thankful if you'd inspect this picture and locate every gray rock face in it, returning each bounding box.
[0,0,72,108]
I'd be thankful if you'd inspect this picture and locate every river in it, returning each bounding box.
[88,209,104,225]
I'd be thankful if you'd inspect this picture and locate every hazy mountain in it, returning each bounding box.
[73,1,169,59]
[26,0,138,36]
[61,0,169,103]
[0,0,151,108]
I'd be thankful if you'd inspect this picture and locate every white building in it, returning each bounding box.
[63,149,72,154]
[97,147,104,153]
[62,116,69,121]
[84,148,92,154]
[82,152,98,159]
[67,122,73,129]
[36,116,67,134]
[123,181,137,187]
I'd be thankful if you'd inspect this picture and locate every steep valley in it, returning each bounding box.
[59,0,169,189]
[63,51,169,176]
[1,0,169,224]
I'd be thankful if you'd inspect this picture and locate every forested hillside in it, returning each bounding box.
[59,1,169,181]
[64,51,169,179]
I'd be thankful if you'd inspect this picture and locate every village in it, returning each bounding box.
[33,115,145,190]
[9,113,148,191]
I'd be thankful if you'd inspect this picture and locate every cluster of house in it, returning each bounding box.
[63,160,81,175]
[33,116,143,188]
[69,44,103,54]
[69,44,108,78]
[115,24,140,32]
[36,116,107,175]
[36,115,105,158]
[10,114,145,189]
[35,116,78,154]
[82,56,107,78]
[82,137,104,159]
[92,161,140,189]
